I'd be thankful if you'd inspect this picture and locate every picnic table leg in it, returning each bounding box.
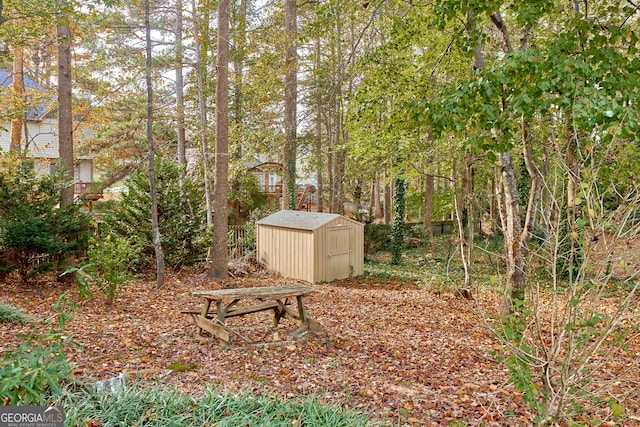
[197,299,212,335]
[273,299,285,328]
[216,300,225,324]
[296,296,320,332]
[296,296,307,325]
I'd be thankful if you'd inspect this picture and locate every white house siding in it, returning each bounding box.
[0,118,59,159]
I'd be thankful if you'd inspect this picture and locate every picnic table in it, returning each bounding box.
[183,286,319,343]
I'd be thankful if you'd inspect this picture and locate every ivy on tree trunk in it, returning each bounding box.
[390,177,406,265]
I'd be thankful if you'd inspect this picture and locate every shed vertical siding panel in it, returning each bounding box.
[280,228,290,277]
[353,222,364,276]
[316,226,326,282]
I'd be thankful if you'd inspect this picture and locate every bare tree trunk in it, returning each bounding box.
[383,179,391,225]
[331,146,346,215]
[499,151,525,305]
[566,129,580,282]
[175,0,186,169]
[145,0,165,288]
[191,0,213,227]
[228,0,247,224]
[327,144,333,211]
[424,173,435,253]
[521,118,542,244]
[282,0,297,210]
[10,46,23,152]
[56,8,74,208]
[374,175,382,219]
[490,166,498,228]
[209,0,229,281]
[0,0,6,26]
[314,29,323,213]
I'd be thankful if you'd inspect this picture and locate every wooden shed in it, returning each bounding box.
[257,210,364,283]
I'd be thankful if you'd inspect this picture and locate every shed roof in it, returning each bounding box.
[257,210,342,231]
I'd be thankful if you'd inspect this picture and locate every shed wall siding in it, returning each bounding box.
[258,211,364,283]
[257,225,315,283]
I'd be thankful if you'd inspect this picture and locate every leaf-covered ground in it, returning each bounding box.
[1,268,638,426]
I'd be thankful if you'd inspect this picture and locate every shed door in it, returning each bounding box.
[327,226,352,280]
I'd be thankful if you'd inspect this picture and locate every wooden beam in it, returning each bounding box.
[190,314,230,342]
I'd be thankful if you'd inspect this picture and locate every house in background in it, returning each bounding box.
[0,70,96,199]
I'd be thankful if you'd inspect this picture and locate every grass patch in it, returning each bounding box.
[0,302,32,325]
[166,362,197,372]
[60,386,370,426]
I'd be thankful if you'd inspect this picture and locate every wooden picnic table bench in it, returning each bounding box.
[183,286,319,343]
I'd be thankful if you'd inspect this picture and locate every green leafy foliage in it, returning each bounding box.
[0,155,91,274]
[103,158,208,267]
[87,235,142,303]
[0,295,78,406]
[0,334,74,406]
[62,233,142,304]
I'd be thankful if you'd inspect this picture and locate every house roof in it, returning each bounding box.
[0,70,51,120]
[257,210,342,231]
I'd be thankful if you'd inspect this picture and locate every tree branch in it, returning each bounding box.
[489,12,513,54]
[0,0,5,26]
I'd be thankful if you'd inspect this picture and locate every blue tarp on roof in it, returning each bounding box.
[0,70,51,120]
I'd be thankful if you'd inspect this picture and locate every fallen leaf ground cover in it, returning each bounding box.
[1,265,638,426]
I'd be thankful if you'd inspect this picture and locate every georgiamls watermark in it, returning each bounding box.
[0,406,64,427]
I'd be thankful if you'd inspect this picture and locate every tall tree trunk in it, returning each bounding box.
[483,9,530,309]
[192,0,213,227]
[175,0,186,169]
[331,146,346,215]
[327,144,333,211]
[145,0,166,288]
[231,0,247,130]
[314,28,323,213]
[209,0,230,281]
[56,8,74,208]
[383,179,391,225]
[0,0,6,26]
[229,0,247,224]
[330,95,345,214]
[282,0,297,210]
[566,128,580,282]
[424,173,435,253]
[499,151,525,305]
[521,118,542,243]
[374,175,382,219]
[10,46,24,152]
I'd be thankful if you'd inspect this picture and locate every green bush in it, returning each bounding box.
[103,158,208,267]
[0,335,75,405]
[0,295,78,405]
[61,386,369,427]
[88,235,142,302]
[0,155,90,274]
[364,223,391,257]
[0,302,32,325]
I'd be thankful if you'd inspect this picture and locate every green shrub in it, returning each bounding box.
[0,334,75,405]
[0,154,91,274]
[103,157,208,267]
[364,223,391,257]
[0,295,77,405]
[88,235,143,302]
[0,302,32,325]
